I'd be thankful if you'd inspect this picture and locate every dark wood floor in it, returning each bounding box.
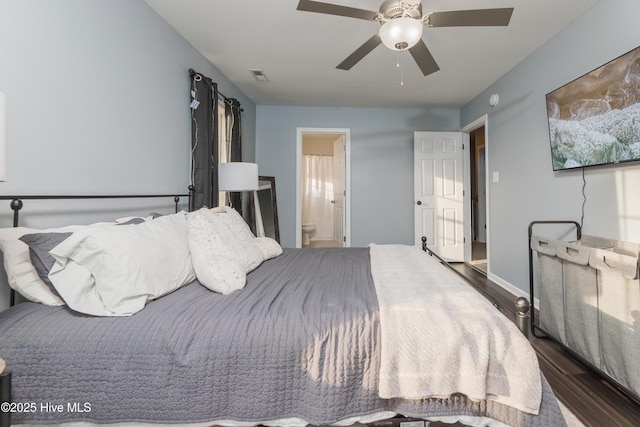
[448,262,640,427]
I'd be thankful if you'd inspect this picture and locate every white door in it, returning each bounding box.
[414,132,465,261]
[332,136,345,246]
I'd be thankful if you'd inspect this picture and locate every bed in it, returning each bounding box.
[0,196,567,427]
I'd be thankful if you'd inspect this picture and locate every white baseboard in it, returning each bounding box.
[487,271,540,308]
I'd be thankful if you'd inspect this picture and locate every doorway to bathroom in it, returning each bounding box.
[296,128,351,248]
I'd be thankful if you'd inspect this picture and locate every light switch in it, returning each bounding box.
[492,171,500,183]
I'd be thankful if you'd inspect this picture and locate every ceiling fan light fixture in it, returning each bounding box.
[379,17,423,51]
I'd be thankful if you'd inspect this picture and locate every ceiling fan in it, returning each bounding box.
[297,0,514,76]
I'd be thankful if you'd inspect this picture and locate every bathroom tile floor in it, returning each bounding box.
[303,239,343,248]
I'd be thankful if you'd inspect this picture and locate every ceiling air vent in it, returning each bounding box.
[249,69,269,82]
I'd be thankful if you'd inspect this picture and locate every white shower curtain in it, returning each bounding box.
[302,154,334,241]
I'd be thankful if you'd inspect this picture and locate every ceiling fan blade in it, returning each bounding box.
[409,39,440,76]
[336,35,382,70]
[297,0,378,21]
[427,8,514,27]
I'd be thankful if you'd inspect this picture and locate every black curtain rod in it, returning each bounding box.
[189,69,244,112]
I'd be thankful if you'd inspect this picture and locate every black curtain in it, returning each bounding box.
[189,69,219,209]
[189,69,243,214]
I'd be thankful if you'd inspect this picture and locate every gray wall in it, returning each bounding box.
[0,0,256,308]
[256,106,460,248]
[461,0,640,294]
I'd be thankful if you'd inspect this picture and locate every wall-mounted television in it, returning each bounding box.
[545,45,640,171]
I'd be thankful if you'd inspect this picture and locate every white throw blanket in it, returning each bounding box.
[369,244,542,415]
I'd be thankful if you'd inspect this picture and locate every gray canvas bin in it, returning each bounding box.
[590,245,640,396]
[556,239,600,366]
[530,236,566,344]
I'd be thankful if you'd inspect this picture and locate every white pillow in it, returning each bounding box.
[211,206,282,262]
[0,216,152,306]
[187,207,282,294]
[211,206,255,238]
[48,212,195,316]
[0,224,100,305]
[210,206,266,271]
[255,236,284,260]
[187,208,247,294]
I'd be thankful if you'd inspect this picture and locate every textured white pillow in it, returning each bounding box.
[187,208,247,294]
[48,212,195,316]
[210,206,265,271]
[187,207,282,294]
[211,206,254,238]
[211,207,282,261]
[255,236,283,260]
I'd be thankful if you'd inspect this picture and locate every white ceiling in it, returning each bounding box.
[145,0,599,109]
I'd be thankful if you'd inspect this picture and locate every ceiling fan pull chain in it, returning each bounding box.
[400,51,405,87]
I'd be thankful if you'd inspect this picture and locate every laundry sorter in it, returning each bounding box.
[529,220,640,404]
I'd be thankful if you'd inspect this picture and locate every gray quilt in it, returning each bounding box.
[0,248,565,426]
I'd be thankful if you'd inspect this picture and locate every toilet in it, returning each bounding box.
[302,223,317,246]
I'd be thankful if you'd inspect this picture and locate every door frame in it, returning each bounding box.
[477,146,487,243]
[296,127,351,248]
[461,115,490,270]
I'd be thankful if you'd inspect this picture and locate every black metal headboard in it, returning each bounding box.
[0,192,192,307]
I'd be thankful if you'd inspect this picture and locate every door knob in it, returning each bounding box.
[416,201,422,205]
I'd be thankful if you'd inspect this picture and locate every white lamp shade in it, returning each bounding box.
[0,92,6,181]
[218,162,259,191]
[379,17,424,51]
